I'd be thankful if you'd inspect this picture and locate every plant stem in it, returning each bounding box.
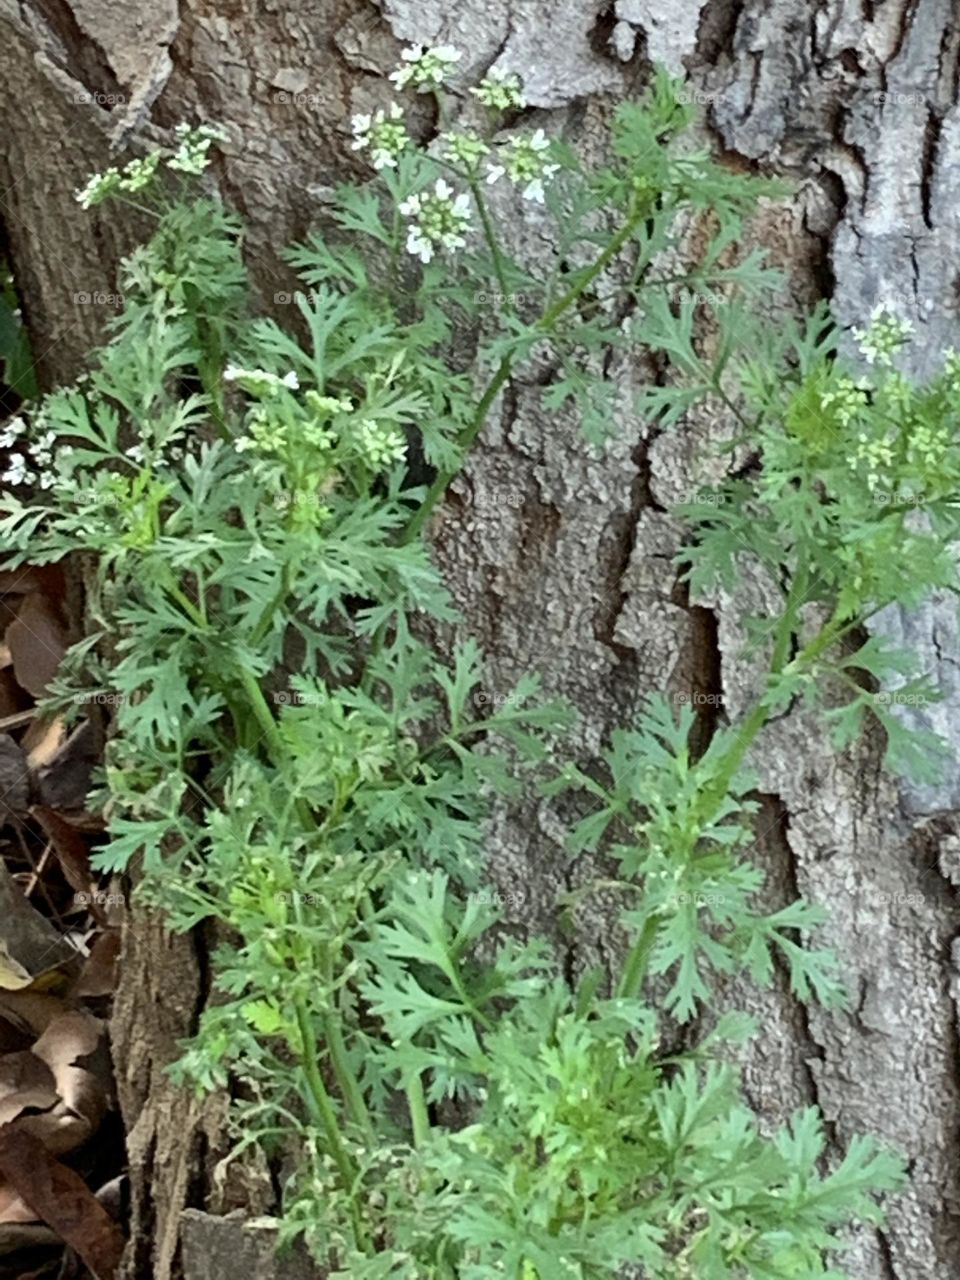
[239,666,375,1139]
[617,915,659,1000]
[469,176,512,307]
[405,1072,431,1147]
[400,355,513,545]
[401,197,647,546]
[618,597,851,1001]
[294,997,369,1251]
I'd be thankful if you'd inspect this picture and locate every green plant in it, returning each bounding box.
[3,53,947,1277]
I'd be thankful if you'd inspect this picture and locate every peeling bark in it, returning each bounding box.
[1,0,959,1275]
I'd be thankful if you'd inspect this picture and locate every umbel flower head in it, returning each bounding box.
[74,123,227,207]
[399,178,472,264]
[351,104,410,170]
[389,44,461,92]
[486,128,559,203]
[852,304,914,367]
[470,67,526,110]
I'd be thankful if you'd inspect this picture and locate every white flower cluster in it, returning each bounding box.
[850,430,895,490]
[399,179,472,264]
[224,366,300,396]
[351,104,410,170]
[943,350,960,393]
[822,375,870,426]
[168,123,229,175]
[389,44,461,92]
[470,67,526,110]
[486,129,559,203]
[356,419,407,468]
[0,415,57,490]
[443,130,489,173]
[852,305,913,366]
[75,124,227,208]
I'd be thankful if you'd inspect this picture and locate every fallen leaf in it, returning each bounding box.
[0,735,29,815]
[0,1126,124,1278]
[23,1011,107,1155]
[0,1051,58,1128]
[0,945,33,993]
[72,933,121,1000]
[0,866,77,987]
[5,595,67,700]
[22,720,66,771]
[36,723,97,812]
[0,992,70,1040]
[0,669,23,717]
[29,808,92,903]
[0,1176,39,1224]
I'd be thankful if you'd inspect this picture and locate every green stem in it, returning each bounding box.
[405,1072,431,1147]
[469,176,512,306]
[294,997,369,1251]
[618,599,852,1002]
[236,665,285,761]
[241,666,374,1140]
[400,355,513,545]
[617,915,659,1000]
[400,197,648,546]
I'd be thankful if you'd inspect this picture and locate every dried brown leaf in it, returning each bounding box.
[0,1126,124,1278]
[5,595,67,701]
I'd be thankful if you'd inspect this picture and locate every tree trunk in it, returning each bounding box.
[1,1,958,1276]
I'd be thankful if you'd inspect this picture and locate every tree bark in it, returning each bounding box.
[1,1,959,1277]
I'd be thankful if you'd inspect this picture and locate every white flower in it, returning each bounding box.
[470,67,526,110]
[852,304,913,366]
[389,44,461,92]
[32,430,58,467]
[119,152,162,193]
[351,103,410,170]
[399,178,472,264]
[943,349,960,393]
[224,365,299,397]
[0,417,26,449]
[1,455,34,486]
[443,130,490,172]
[127,443,146,464]
[356,419,407,468]
[167,124,227,175]
[75,167,122,209]
[485,129,559,203]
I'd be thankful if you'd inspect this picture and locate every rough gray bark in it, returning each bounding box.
[0,1,958,1277]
